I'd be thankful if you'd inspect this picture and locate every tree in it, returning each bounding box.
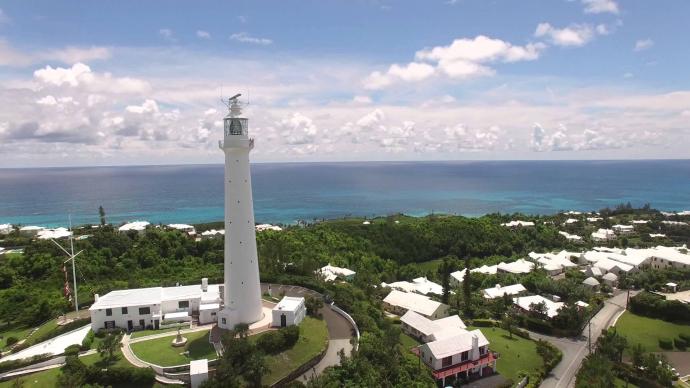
[462,257,472,317]
[97,332,121,366]
[305,295,324,317]
[437,256,453,304]
[501,311,516,339]
[529,301,548,319]
[576,354,615,388]
[630,343,644,368]
[98,206,106,226]
[596,329,627,363]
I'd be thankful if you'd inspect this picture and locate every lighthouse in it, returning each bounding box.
[217,94,263,329]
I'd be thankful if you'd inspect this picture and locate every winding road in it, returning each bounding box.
[538,291,635,388]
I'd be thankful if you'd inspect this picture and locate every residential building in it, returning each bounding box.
[271,296,306,327]
[383,290,448,319]
[190,359,209,388]
[400,310,466,343]
[0,224,12,235]
[318,264,356,282]
[602,272,618,287]
[612,224,634,235]
[497,259,534,275]
[19,225,45,237]
[582,277,600,290]
[482,284,527,299]
[383,277,444,296]
[256,224,283,232]
[591,228,615,242]
[513,295,564,319]
[118,221,150,234]
[558,231,583,243]
[501,220,534,227]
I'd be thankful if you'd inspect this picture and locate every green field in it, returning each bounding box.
[615,311,690,353]
[0,324,32,350]
[468,326,542,383]
[130,329,217,367]
[260,317,329,385]
[130,324,189,339]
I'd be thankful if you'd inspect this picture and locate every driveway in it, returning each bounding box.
[539,291,636,388]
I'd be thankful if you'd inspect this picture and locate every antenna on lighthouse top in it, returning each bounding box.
[221,93,243,117]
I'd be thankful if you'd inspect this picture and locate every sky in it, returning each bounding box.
[0,0,689,167]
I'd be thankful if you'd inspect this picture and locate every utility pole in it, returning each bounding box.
[51,215,83,315]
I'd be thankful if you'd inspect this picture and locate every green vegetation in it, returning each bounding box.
[0,324,31,350]
[130,329,216,367]
[468,325,542,383]
[615,311,690,353]
[130,324,188,339]
[0,367,61,388]
[260,317,329,385]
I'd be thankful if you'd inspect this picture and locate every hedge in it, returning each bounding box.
[0,354,53,374]
[629,292,690,323]
[659,338,673,350]
[674,337,687,350]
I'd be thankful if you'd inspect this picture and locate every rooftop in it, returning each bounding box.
[90,283,220,310]
[274,296,305,311]
[425,329,489,359]
[482,283,526,299]
[513,295,564,318]
[383,290,444,317]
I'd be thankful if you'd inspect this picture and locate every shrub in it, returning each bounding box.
[64,344,81,356]
[514,328,531,339]
[81,329,95,350]
[283,325,300,347]
[0,354,52,374]
[674,337,687,350]
[522,316,553,335]
[471,319,497,327]
[5,336,18,346]
[659,338,673,350]
[256,330,286,354]
[679,333,690,343]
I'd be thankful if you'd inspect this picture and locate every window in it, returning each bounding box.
[178,301,189,309]
[139,307,151,315]
[222,318,227,325]
[442,356,452,367]
[461,351,469,361]
[105,308,112,316]
[122,307,128,315]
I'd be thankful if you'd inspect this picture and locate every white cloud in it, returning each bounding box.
[126,99,160,114]
[277,113,318,145]
[0,39,111,67]
[159,28,175,42]
[532,123,626,152]
[634,39,654,52]
[196,30,211,39]
[33,63,150,93]
[582,0,619,14]
[623,72,634,79]
[353,95,372,104]
[229,32,272,45]
[365,35,544,89]
[535,23,597,47]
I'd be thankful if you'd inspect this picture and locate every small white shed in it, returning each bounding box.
[190,359,209,388]
[271,296,306,328]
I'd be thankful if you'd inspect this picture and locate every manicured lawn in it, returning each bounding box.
[615,311,690,353]
[130,329,217,367]
[260,317,329,385]
[25,319,59,345]
[130,324,189,339]
[468,326,542,383]
[0,367,60,388]
[0,323,32,350]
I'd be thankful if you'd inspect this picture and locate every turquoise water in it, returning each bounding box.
[0,160,689,227]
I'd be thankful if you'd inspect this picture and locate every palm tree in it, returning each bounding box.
[97,332,121,366]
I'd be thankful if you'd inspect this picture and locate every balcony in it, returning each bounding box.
[410,348,497,380]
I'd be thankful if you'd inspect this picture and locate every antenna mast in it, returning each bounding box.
[51,215,82,315]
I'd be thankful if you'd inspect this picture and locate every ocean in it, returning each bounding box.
[1,160,689,227]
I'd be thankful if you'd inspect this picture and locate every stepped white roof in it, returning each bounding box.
[483,283,526,299]
[602,272,618,281]
[383,290,444,317]
[318,264,356,281]
[201,229,224,236]
[450,269,467,283]
[583,277,600,286]
[559,231,582,241]
[498,259,534,274]
[401,310,466,340]
[425,329,489,359]
[256,224,283,232]
[118,221,150,232]
[383,277,444,295]
[471,264,498,275]
[168,223,195,231]
[19,225,45,231]
[513,295,564,318]
[37,227,73,240]
[662,221,688,226]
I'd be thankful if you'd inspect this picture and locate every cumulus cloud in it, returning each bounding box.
[531,123,627,152]
[364,35,544,89]
[534,23,600,47]
[196,30,211,39]
[0,39,111,67]
[582,0,619,14]
[229,32,272,45]
[634,39,654,52]
[277,113,318,145]
[33,63,150,93]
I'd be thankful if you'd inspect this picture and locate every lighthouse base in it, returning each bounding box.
[217,306,264,331]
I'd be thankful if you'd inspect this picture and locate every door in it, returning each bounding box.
[154,319,160,330]
[139,319,145,329]
[280,314,287,327]
[127,320,133,331]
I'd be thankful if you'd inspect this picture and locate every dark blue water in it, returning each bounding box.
[1,160,689,227]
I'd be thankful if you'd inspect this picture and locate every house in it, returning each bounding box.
[271,296,306,327]
[513,295,564,319]
[36,227,73,240]
[482,284,527,299]
[582,277,600,290]
[612,225,634,235]
[89,278,221,332]
[19,225,45,237]
[168,224,196,236]
[501,220,535,227]
[383,290,448,319]
[591,228,616,242]
[450,269,467,288]
[383,277,444,296]
[118,221,150,234]
[256,224,283,232]
[585,266,604,278]
[471,264,498,275]
[0,224,12,235]
[593,258,634,275]
[587,217,603,222]
[201,229,225,238]
[632,220,649,226]
[416,329,496,385]
[497,259,535,275]
[665,282,678,293]
[575,301,590,309]
[317,264,356,282]
[400,310,466,343]
[650,233,667,238]
[564,218,579,225]
[602,272,618,287]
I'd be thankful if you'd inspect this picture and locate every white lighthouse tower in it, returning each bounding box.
[217,94,263,330]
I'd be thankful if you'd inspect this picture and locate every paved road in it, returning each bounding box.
[539,291,635,388]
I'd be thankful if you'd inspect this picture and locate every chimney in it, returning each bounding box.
[471,334,479,361]
[495,284,501,289]
[201,278,208,292]
[94,294,99,302]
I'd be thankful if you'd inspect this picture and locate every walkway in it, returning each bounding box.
[539,290,636,388]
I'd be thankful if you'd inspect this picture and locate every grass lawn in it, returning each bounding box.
[0,324,32,350]
[615,311,690,353]
[0,367,61,388]
[400,333,421,350]
[24,319,59,346]
[130,324,189,339]
[468,326,542,383]
[259,317,329,385]
[130,329,216,367]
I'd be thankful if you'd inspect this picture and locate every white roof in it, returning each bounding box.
[513,295,564,318]
[118,221,150,232]
[19,225,44,231]
[559,231,582,241]
[450,269,467,283]
[168,223,195,230]
[90,283,220,310]
[36,227,73,240]
[471,264,498,275]
[583,277,600,286]
[498,259,534,274]
[201,229,224,236]
[587,217,603,222]
[424,329,489,359]
[412,277,444,295]
[564,211,582,215]
[401,310,466,339]
[594,258,634,273]
[650,233,667,238]
[576,301,590,308]
[588,267,604,277]
[383,290,444,317]
[613,224,634,230]
[602,272,618,281]
[164,311,189,320]
[0,223,12,230]
[190,359,208,375]
[318,264,356,282]
[274,296,304,312]
[662,220,688,226]
[362,221,371,225]
[632,220,649,224]
[501,220,535,227]
[483,283,526,299]
[256,224,283,231]
[564,218,579,224]
[199,303,220,311]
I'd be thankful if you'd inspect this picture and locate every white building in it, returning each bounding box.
[662,221,688,226]
[612,224,634,235]
[201,229,225,238]
[564,218,579,225]
[591,228,616,242]
[168,224,196,235]
[383,277,444,296]
[0,224,12,235]
[217,96,263,330]
[190,359,209,388]
[118,221,150,234]
[37,227,73,240]
[482,284,527,299]
[558,231,583,242]
[497,259,534,274]
[256,224,283,232]
[89,279,221,332]
[400,310,466,343]
[19,225,45,237]
[271,296,306,327]
[602,272,618,287]
[650,233,667,238]
[501,220,535,227]
[513,295,564,319]
[318,264,356,282]
[450,269,467,288]
[587,217,603,222]
[383,290,448,319]
[418,329,495,384]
